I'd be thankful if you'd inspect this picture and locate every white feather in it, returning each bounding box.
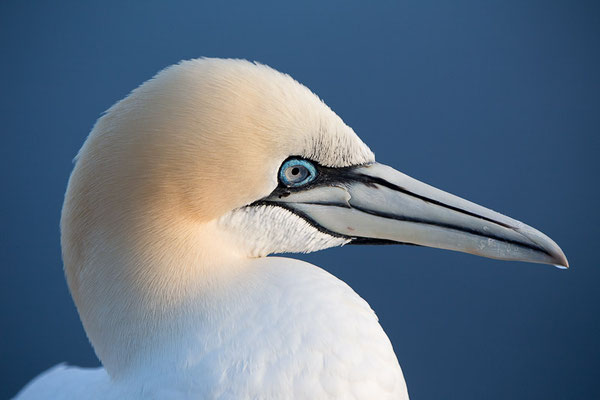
[17,258,407,399]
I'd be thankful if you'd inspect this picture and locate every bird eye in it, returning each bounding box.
[279,159,317,187]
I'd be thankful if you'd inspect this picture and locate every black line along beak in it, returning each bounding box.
[255,162,568,268]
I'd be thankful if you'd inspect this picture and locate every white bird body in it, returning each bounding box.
[15,58,566,399]
[18,257,406,399]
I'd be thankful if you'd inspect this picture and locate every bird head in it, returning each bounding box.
[61,58,567,374]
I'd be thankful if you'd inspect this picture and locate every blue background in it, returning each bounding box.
[1,1,598,398]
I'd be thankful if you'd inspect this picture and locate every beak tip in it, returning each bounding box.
[517,225,569,270]
[554,256,569,270]
[550,249,569,270]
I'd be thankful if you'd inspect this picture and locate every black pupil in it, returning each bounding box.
[291,167,300,176]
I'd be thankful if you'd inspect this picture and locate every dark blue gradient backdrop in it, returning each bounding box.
[1,1,598,398]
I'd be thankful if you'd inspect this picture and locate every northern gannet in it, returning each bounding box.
[16,58,568,400]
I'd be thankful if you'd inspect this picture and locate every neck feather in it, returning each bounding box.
[64,210,248,377]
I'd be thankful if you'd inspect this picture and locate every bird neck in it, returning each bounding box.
[68,213,250,379]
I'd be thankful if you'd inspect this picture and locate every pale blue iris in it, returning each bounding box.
[279,159,317,187]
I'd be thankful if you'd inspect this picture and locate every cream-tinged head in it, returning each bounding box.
[61,58,373,374]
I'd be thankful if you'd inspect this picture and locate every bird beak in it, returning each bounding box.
[261,162,568,268]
